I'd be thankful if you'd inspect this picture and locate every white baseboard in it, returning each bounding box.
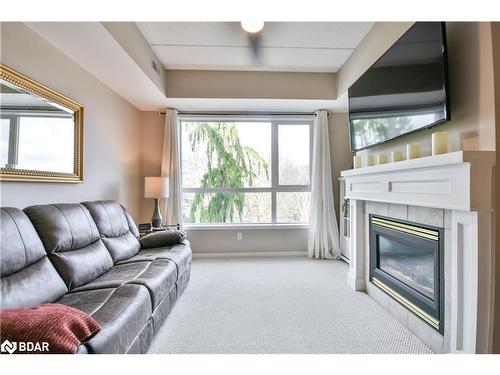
[347,271,365,291]
[193,251,308,259]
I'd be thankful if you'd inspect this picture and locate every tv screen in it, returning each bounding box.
[348,22,450,151]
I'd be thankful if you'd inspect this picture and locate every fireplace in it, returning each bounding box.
[369,215,444,333]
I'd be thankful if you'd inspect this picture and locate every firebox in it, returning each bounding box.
[369,215,444,333]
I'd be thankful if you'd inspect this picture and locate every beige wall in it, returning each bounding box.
[355,22,496,161]
[330,113,353,223]
[186,227,309,254]
[138,111,165,223]
[491,22,500,355]
[166,70,336,100]
[102,22,167,96]
[0,23,143,219]
[4,21,493,262]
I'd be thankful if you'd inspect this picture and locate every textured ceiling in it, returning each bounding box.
[137,22,374,72]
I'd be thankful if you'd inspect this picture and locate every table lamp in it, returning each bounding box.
[145,177,169,228]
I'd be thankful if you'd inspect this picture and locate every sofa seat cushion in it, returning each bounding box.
[71,260,177,309]
[57,284,151,354]
[118,242,192,281]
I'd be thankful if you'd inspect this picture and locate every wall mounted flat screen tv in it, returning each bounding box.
[348,22,450,151]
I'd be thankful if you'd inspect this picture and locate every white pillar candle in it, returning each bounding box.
[365,155,374,167]
[376,154,387,165]
[391,151,403,162]
[406,144,420,160]
[353,155,361,169]
[432,131,448,155]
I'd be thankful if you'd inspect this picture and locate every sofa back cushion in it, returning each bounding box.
[81,201,140,263]
[1,207,68,309]
[24,203,113,290]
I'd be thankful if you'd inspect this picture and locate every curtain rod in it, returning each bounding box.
[158,111,328,117]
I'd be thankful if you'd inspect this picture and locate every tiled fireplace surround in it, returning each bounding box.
[341,151,495,354]
[364,202,451,352]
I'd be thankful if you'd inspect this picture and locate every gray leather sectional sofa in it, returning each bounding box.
[0,200,192,354]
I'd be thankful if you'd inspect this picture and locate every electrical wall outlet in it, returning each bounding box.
[237,232,243,240]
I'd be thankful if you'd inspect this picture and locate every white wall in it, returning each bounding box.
[0,23,143,219]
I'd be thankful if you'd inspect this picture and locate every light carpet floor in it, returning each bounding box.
[148,257,432,354]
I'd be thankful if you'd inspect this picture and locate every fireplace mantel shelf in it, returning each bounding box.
[340,151,495,212]
[341,151,494,177]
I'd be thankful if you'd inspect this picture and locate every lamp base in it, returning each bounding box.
[151,198,163,229]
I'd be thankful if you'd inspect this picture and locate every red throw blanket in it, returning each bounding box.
[0,303,100,354]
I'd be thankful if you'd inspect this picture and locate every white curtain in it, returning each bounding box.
[308,110,341,259]
[160,109,182,227]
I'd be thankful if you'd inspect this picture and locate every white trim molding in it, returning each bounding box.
[341,151,495,353]
[347,199,364,291]
[193,251,307,259]
[185,224,309,231]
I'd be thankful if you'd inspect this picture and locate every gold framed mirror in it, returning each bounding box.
[0,64,83,183]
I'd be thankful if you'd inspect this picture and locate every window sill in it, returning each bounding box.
[183,223,310,231]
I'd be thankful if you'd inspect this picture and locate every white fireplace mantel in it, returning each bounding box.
[340,151,495,354]
[341,151,495,211]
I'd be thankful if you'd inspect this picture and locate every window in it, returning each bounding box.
[180,116,312,225]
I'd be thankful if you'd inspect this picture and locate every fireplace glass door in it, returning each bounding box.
[378,236,435,300]
[370,215,443,333]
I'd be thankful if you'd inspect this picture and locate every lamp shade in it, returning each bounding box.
[144,177,169,198]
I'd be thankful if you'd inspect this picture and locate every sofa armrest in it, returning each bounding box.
[139,230,187,249]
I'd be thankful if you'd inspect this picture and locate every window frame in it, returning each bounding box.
[179,114,313,226]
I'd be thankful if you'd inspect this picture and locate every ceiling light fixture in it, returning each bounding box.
[241,20,264,33]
